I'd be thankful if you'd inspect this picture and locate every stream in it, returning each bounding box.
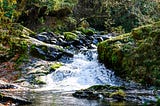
[42,49,125,91]
[4,31,156,106]
[22,49,142,106]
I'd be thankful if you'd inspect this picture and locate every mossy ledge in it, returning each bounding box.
[98,21,160,86]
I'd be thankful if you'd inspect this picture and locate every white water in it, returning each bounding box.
[41,49,124,91]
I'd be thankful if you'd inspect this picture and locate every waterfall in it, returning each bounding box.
[41,49,124,91]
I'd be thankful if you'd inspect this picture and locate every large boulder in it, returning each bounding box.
[29,42,73,61]
[98,21,160,86]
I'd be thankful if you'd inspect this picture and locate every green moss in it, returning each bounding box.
[111,53,118,64]
[15,54,28,68]
[132,24,152,40]
[83,28,95,36]
[35,80,46,85]
[0,93,3,99]
[98,21,160,86]
[110,89,126,98]
[0,23,32,63]
[77,27,95,36]
[132,28,143,40]
[110,101,126,106]
[54,45,64,52]
[63,32,78,41]
[50,62,63,71]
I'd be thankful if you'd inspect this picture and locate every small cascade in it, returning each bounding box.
[42,49,125,91]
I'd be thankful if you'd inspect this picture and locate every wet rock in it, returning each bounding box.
[30,44,72,61]
[0,80,31,105]
[63,50,74,57]
[88,44,97,49]
[27,69,49,75]
[0,84,16,89]
[0,92,31,105]
[73,84,159,105]
[0,80,18,89]
[110,90,126,101]
[34,32,60,45]
[37,33,49,42]
[73,85,125,100]
[77,27,95,36]
[29,33,74,61]
[64,32,78,41]
[58,38,69,46]
[71,39,82,47]
[96,37,103,42]
[31,28,107,53]
[73,91,100,100]
[24,74,46,85]
[19,58,64,85]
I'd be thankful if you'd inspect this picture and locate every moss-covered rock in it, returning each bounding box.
[110,89,126,101]
[63,32,78,41]
[0,23,34,56]
[50,62,62,72]
[0,23,35,81]
[77,27,95,36]
[73,84,126,100]
[29,44,64,61]
[98,21,160,86]
[35,76,46,85]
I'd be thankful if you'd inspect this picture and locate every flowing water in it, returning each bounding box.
[41,49,125,91]
[25,49,139,106]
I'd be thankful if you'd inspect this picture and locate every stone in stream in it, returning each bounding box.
[0,80,31,105]
[30,29,111,55]
[58,38,69,46]
[30,44,73,61]
[0,80,19,89]
[0,84,16,89]
[0,92,32,105]
[35,32,58,44]
[73,84,159,105]
[37,33,49,43]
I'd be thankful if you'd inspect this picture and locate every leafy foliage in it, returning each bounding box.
[74,0,160,33]
[0,0,18,23]
[107,0,160,32]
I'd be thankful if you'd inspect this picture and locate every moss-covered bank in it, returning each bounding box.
[98,21,160,86]
[0,22,35,81]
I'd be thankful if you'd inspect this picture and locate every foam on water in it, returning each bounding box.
[41,49,123,91]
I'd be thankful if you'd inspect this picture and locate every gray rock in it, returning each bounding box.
[37,34,49,42]
[0,92,32,105]
[30,44,72,61]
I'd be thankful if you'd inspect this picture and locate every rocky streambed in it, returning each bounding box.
[0,25,160,105]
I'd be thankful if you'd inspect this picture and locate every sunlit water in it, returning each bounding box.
[40,49,125,92]
[25,49,136,106]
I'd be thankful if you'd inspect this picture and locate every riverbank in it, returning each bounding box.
[98,21,160,86]
[0,22,160,105]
